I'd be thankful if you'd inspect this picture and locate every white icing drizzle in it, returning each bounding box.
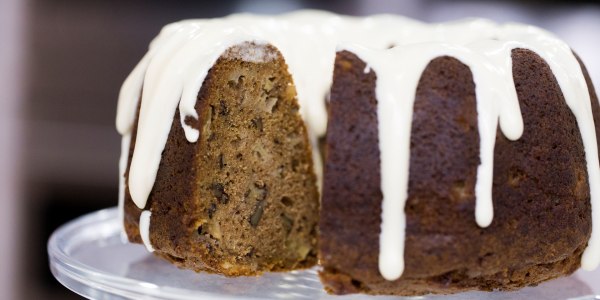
[139,210,154,252]
[115,10,600,280]
[117,133,131,239]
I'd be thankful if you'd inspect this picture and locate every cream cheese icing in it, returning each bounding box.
[115,10,600,281]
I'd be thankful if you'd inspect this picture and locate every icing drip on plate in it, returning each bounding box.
[115,10,600,281]
[139,210,154,252]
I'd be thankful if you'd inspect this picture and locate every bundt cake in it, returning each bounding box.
[115,10,600,295]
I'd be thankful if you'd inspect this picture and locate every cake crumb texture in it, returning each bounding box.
[124,43,319,276]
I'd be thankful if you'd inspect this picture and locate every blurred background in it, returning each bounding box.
[0,0,598,299]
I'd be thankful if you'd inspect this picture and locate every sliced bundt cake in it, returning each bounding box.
[114,10,600,295]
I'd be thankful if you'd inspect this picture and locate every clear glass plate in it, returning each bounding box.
[48,207,600,300]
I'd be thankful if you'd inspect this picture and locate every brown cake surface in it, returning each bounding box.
[123,43,319,276]
[319,50,600,295]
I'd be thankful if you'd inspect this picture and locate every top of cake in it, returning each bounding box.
[116,10,600,281]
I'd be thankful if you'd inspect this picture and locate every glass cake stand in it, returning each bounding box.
[48,207,600,300]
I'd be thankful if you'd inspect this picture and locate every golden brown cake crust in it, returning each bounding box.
[123,43,319,276]
[319,49,599,295]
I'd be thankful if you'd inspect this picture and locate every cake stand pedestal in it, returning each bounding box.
[48,208,600,300]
